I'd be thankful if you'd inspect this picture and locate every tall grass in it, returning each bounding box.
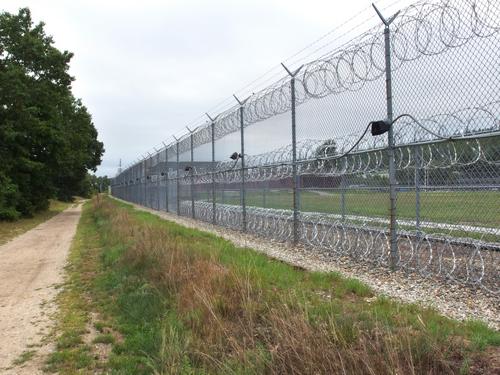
[87,196,499,374]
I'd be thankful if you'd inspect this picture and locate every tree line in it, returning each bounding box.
[0,8,104,220]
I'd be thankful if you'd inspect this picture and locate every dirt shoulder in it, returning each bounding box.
[0,203,82,374]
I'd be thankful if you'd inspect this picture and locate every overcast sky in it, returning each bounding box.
[1,0,412,176]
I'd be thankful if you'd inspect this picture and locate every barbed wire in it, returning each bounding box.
[161,102,499,183]
[181,201,498,294]
[141,0,499,160]
[120,0,499,171]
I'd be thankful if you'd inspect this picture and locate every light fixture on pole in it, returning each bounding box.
[229,152,242,160]
[370,120,391,136]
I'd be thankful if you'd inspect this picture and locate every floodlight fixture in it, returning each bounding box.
[370,120,391,136]
[229,152,242,160]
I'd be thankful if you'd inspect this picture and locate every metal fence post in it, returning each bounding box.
[157,172,160,210]
[373,4,400,270]
[341,175,346,222]
[143,159,147,207]
[188,128,195,219]
[133,165,137,204]
[164,143,169,212]
[206,113,218,225]
[415,145,422,237]
[147,154,152,208]
[282,63,303,245]
[233,95,249,233]
[155,150,160,210]
[175,139,180,215]
[145,157,148,207]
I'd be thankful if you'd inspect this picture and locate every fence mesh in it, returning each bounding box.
[112,0,500,295]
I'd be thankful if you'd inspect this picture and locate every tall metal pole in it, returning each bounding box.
[234,95,249,233]
[241,105,246,232]
[282,63,303,245]
[143,159,147,207]
[155,151,160,211]
[164,144,169,212]
[134,165,137,203]
[206,113,218,225]
[240,109,247,232]
[147,153,153,208]
[189,130,195,219]
[385,25,398,270]
[373,4,400,270]
[157,172,160,210]
[176,140,180,215]
[341,175,346,222]
[414,145,421,237]
[137,164,140,204]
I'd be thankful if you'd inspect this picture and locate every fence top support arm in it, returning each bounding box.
[233,94,251,107]
[281,62,304,78]
[372,3,400,26]
[205,112,221,123]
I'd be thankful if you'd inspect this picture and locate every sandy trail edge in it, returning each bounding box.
[0,203,83,374]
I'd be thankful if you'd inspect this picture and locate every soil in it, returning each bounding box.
[0,204,82,374]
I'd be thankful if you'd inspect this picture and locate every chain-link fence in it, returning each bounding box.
[111,0,500,295]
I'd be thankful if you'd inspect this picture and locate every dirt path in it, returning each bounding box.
[0,203,82,374]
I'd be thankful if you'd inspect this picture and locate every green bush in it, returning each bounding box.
[0,173,20,220]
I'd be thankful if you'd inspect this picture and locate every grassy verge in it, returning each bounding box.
[0,200,73,245]
[45,199,99,373]
[49,196,499,374]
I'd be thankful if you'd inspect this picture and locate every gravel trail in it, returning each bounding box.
[0,204,82,374]
[117,198,499,331]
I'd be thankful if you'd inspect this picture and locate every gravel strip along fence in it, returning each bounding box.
[112,197,499,330]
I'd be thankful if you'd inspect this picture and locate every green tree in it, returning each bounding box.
[79,174,110,198]
[0,8,104,219]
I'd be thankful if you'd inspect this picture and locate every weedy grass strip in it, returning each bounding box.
[48,196,500,374]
